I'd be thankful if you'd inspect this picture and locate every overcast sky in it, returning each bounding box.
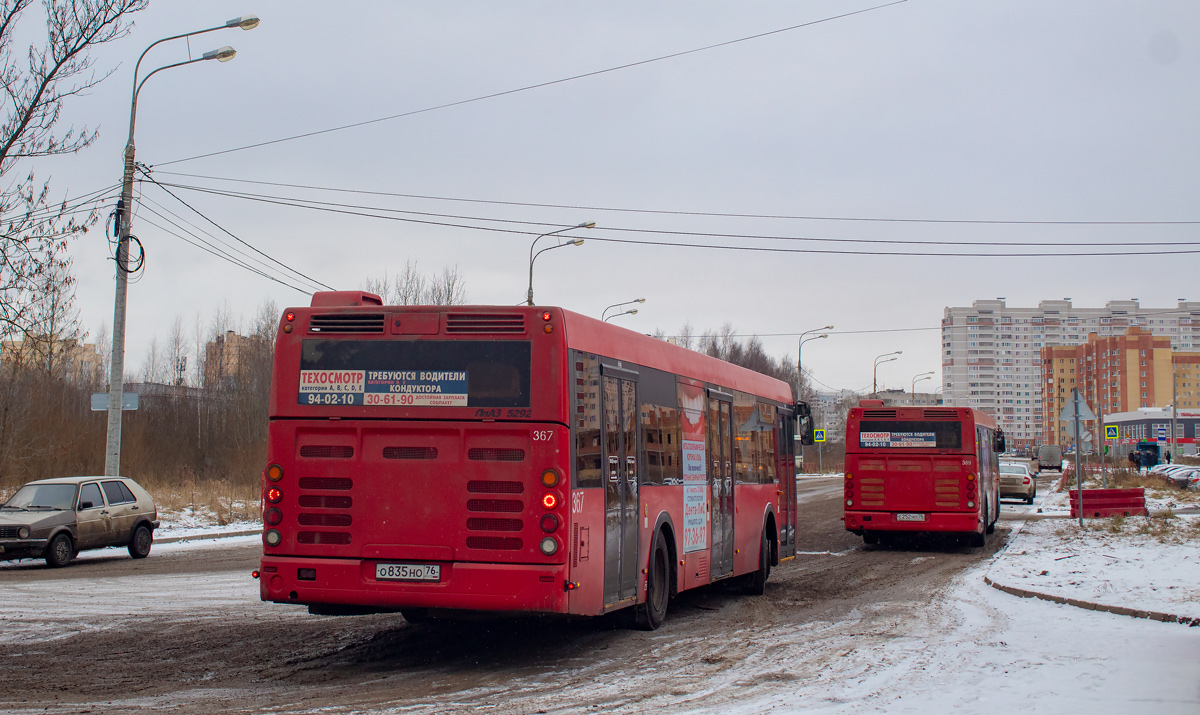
[35,0,1200,393]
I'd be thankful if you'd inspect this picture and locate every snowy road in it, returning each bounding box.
[0,478,1196,714]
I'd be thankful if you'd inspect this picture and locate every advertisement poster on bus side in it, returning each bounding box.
[679,379,707,554]
[298,370,469,407]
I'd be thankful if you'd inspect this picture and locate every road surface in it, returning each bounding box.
[0,476,1023,714]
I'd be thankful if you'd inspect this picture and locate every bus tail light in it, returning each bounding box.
[967,501,976,509]
[265,529,282,547]
[539,537,559,555]
[264,507,283,525]
[541,468,560,488]
[266,487,283,504]
[266,464,283,482]
[540,514,560,533]
[542,493,558,510]
[845,499,853,507]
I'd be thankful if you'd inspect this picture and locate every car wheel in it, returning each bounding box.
[127,524,152,559]
[635,533,671,630]
[44,533,74,568]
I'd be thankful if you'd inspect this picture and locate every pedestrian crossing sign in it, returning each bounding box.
[814,429,826,442]
[1105,425,1118,440]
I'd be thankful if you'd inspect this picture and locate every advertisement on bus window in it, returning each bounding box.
[299,369,470,407]
[679,379,707,554]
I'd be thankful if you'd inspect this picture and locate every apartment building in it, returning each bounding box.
[1041,328,1200,446]
[942,299,1200,449]
[204,330,268,387]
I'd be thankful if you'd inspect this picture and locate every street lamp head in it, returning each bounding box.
[578,221,596,229]
[227,15,261,30]
[203,46,238,62]
[571,238,584,246]
[636,298,646,303]
[824,324,834,330]
[629,308,638,316]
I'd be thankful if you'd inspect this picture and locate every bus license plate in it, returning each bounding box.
[376,563,440,582]
[896,513,927,522]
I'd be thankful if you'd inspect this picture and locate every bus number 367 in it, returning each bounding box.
[533,430,554,441]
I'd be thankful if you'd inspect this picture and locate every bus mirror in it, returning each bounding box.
[995,430,1006,454]
[795,401,815,446]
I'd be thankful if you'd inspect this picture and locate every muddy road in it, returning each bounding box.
[0,477,1025,714]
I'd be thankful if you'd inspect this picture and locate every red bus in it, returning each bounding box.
[258,291,814,628]
[843,400,1003,547]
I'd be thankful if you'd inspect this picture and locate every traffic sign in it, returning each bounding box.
[1157,426,1167,442]
[814,429,826,442]
[91,392,139,411]
[1058,389,1096,422]
[1104,425,1118,440]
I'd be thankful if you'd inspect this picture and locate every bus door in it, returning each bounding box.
[602,367,639,607]
[778,407,797,560]
[708,390,735,580]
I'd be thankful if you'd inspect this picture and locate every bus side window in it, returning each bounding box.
[574,352,603,489]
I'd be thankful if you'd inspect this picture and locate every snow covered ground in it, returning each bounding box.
[2,483,1197,714]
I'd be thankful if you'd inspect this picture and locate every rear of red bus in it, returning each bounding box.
[842,402,999,545]
[258,292,576,616]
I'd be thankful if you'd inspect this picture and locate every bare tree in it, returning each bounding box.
[166,316,186,385]
[364,260,469,305]
[425,265,469,305]
[0,0,147,338]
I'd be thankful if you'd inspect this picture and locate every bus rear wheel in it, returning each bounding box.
[742,527,772,596]
[634,534,670,631]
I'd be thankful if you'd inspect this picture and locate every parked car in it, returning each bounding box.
[0,476,159,567]
[1161,467,1200,491]
[999,461,1037,504]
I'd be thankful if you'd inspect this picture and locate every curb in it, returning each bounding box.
[155,528,261,544]
[982,574,1200,627]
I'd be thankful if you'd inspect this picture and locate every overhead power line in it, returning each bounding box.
[136,196,323,295]
[138,172,335,292]
[149,180,1200,258]
[154,171,1200,227]
[154,1,907,167]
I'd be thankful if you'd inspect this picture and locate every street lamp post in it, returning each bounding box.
[601,297,645,321]
[872,351,902,398]
[604,308,638,322]
[911,371,934,405]
[105,16,259,477]
[797,324,833,393]
[526,222,594,306]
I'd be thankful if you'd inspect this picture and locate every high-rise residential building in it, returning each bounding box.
[1040,327,1199,446]
[942,299,1200,448]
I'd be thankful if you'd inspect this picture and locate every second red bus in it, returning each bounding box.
[843,400,1003,546]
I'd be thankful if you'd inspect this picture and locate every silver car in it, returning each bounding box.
[0,476,159,567]
[999,461,1036,504]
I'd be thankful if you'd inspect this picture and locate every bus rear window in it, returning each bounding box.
[299,340,531,408]
[857,420,962,449]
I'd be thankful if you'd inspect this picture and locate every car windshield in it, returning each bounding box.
[3,483,76,510]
